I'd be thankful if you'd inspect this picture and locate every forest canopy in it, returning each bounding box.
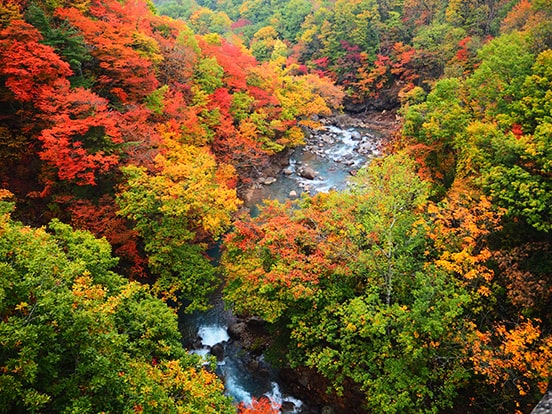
[0,0,551,412]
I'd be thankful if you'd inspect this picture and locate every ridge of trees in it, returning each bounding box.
[218,1,552,413]
[0,0,337,411]
[0,0,341,309]
[0,191,237,413]
[0,0,551,412]
[155,0,552,111]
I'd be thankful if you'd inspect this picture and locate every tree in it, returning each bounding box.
[189,7,231,34]
[0,193,235,413]
[274,0,311,42]
[152,17,199,87]
[292,267,473,414]
[117,141,241,310]
[198,37,256,91]
[402,77,470,192]
[67,194,149,280]
[275,69,344,132]
[353,42,418,108]
[224,192,358,323]
[494,242,552,313]
[422,181,503,305]
[445,0,510,36]
[465,50,552,232]
[465,32,534,120]
[0,1,22,27]
[36,81,122,187]
[513,49,552,134]
[250,25,279,61]
[0,20,72,103]
[471,318,552,412]
[23,2,91,82]
[350,153,430,307]
[56,3,159,103]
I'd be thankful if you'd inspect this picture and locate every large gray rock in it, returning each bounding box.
[299,166,316,180]
[531,389,552,414]
[210,343,224,361]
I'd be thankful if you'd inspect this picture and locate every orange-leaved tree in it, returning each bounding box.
[471,318,552,413]
[35,81,122,187]
[237,397,279,414]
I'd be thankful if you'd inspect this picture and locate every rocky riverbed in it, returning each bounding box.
[241,111,399,209]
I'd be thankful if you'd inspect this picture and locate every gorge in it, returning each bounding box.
[180,114,390,413]
[0,0,550,412]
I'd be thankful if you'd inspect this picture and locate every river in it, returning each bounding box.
[179,118,385,413]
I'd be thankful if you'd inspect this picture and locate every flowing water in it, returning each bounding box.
[248,125,382,212]
[180,122,384,412]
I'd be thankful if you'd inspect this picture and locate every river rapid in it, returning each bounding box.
[179,114,392,413]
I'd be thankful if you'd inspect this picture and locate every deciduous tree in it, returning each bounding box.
[117,140,241,310]
[0,195,235,413]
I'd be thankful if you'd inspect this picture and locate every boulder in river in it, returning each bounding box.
[299,166,316,180]
[191,336,203,349]
[281,401,297,413]
[228,321,247,340]
[351,130,362,140]
[356,142,374,155]
[263,177,277,185]
[210,343,224,361]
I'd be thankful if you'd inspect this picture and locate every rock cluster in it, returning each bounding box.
[227,316,270,355]
[242,112,397,207]
[531,389,552,414]
[302,127,380,167]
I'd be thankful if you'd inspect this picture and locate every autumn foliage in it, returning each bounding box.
[0,198,235,413]
[1,0,551,412]
[237,397,279,414]
[0,0,342,295]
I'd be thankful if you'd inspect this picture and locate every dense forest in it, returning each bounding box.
[0,0,550,412]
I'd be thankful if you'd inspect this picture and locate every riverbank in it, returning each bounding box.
[329,110,401,135]
[240,110,400,208]
[226,110,401,413]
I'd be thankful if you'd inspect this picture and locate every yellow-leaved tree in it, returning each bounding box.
[117,134,241,311]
